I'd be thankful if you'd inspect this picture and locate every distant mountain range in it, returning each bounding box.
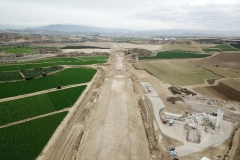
[28,24,130,34]
[1,24,240,37]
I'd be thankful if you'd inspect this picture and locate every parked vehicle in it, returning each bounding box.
[169,119,174,126]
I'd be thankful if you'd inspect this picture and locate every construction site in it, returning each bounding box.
[0,35,240,160]
[32,42,240,160]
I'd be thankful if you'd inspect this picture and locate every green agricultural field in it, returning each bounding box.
[204,66,240,78]
[0,67,62,81]
[162,45,201,52]
[139,51,210,60]
[0,86,86,125]
[0,57,108,72]
[78,56,109,61]
[229,44,240,49]
[201,48,222,52]
[134,61,221,86]
[0,46,58,54]
[0,112,67,160]
[201,44,239,52]
[61,46,109,49]
[0,68,96,99]
[0,71,23,81]
[214,44,239,51]
[22,66,62,78]
[0,46,35,54]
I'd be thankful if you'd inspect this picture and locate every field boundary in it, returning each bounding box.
[0,108,69,129]
[0,83,89,103]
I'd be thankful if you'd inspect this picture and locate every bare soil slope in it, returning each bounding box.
[194,78,240,102]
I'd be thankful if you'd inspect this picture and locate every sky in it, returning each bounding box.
[0,0,239,31]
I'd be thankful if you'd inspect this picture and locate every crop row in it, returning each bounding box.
[0,46,58,54]
[0,112,67,160]
[0,85,85,125]
[0,71,23,81]
[230,44,240,49]
[0,57,108,72]
[202,44,239,52]
[215,44,239,51]
[0,68,96,99]
[77,56,109,61]
[22,66,63,78]
[0,46,35,54]
[0,66,63,82]
[201,48,222,52]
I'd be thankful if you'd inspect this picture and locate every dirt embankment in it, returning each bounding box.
[128,48,154,57]
[225,127,240,160]
[131,70,170,160]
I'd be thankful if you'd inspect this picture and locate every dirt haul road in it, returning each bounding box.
[39,44,151,160]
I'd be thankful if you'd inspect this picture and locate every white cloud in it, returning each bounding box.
[0,0,239,31]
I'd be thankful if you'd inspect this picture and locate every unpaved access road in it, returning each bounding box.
[38,44,151,160]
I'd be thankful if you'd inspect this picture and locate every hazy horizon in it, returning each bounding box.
[0,0,239,31]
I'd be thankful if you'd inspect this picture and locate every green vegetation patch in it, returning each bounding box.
[0,57,108,72]
[61,46,109,49]
[78,56,109,61]
[0,67,63,82]
[0,46,35,54]
[0,112,67,160]
[0,71,23,81]
[22,66,63,78]
[201,44,239,52]
[139,51,210,60]
[0,68,96,99]
[201,48,222,52]
[0,86,86,125]
[214,44,239,51]
[229,44,240,49]
[0,46,57,54]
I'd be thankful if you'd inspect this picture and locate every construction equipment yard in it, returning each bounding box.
[34,43,240,160]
